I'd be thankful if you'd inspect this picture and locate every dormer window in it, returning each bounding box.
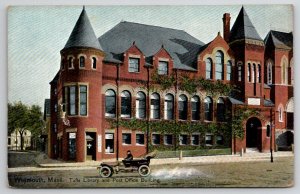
[68,57,74,69]
[79,56,85,68]
[92,57,97,69]
[129,57,140,73]
[158,61,168,75]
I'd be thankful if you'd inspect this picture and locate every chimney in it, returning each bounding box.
[223,13,231,42]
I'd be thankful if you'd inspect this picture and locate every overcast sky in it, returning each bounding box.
[8,5,293,110]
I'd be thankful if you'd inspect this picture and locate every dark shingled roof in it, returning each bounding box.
[64,7,102,50]
[229,7,262,42]
[264,30,293,50]
[99,21,205,70]
[49,71,60,84]
[228,97,244,105]
[264,99,275,107]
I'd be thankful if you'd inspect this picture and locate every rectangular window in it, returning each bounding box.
[164,134,173,145]
[105,133,114,153]
[158,61,168,75]
[152,134,160,145]
[179,135,188,145]
[205,135,213,146]
[216,135,223,145]
[191,135,199,145]
[129,58,140,72]
[79,86,87,116]
[122,133,131,145]
[136,134,145,145]
[69,86,76,115]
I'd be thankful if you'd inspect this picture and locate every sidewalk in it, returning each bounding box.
[35,151,294,168]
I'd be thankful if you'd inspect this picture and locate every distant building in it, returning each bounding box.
[8,129,32,150]
[48,7,293,162]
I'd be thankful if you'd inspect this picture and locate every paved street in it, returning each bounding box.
[7,151,294,188]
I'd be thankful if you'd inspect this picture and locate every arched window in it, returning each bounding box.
[247,63,251,82]
[206,58,213,79]
[92,57,97,69]
[278,105,283,122]
[178,94,188,120]
[252,64,256,83]
[150,93,160,119]
[164,94,174,120]
[191,96,200,121]
[281,58,288,84]
[136,92,146,119]
[204,97,213,121]
[257,64,261,83]
[121,91,131,118]
[105,89,116,118]
[226,60,232,81]
[215,51,224,80]
[79,56,85,68]
[267,61,272,84]
[217,98,225,122]
[238,63,242,82]
[68,57,73,69]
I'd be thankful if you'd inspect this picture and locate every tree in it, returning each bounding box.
[8,102,44,150]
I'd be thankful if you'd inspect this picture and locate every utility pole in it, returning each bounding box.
[146,67,150,154]
[116,64,120,161]
[270,108,273,163]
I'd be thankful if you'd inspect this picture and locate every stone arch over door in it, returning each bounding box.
[246,117,262,150]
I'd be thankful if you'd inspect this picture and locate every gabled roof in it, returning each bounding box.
[264,30,293,50]
[229,7,262,42]
[64,7,102,50]
[99,21,205,70]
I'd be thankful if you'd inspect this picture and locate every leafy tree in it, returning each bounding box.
[8,102,44,150]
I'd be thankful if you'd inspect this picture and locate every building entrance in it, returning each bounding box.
[246,117,261,149]
[86,132,96,160]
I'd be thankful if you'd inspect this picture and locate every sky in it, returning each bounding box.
[7,5,293,111]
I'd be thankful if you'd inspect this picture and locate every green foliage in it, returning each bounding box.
[230,106,261,139]
[178,74,198,94]
[8,101,44,150]
[151,71,176,91]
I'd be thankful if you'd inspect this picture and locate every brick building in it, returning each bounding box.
[48,7,293,162]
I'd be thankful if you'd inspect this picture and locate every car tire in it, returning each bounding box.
[138,165,151,177]
[99,166,112,178]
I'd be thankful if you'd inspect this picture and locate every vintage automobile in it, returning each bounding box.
[97,152,155,178]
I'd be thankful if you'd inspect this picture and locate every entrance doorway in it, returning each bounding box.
[246,117,262,149]
[86,132,96,160]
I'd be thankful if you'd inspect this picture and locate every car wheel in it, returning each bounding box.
[99,166,112,178]
[138,165,150,177]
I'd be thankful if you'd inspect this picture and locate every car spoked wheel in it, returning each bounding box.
[138,165,150,177]
[99,166,112,178]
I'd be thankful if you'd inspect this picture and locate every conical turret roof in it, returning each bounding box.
[64,7,102,50]
[229,7,262,42]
